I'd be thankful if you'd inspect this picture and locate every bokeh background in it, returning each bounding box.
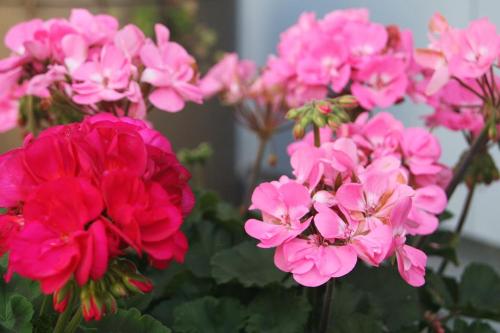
[1,0,499,276]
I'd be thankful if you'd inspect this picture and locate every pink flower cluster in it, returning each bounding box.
[414,13,500,134]
[0,115,193,315]
[245,112,449,287]
[258,9,415,110]
[0,9,203,132]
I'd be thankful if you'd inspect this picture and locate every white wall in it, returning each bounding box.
[236,0,500,247]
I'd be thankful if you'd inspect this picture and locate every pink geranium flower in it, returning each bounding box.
[406,185,447,235]
[140,24,202,112]
[352,56,408,109]
[448,18,499,79]
[72,44,133,104]
[245,180,312,248]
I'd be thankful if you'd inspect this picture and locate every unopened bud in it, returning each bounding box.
[312,113,327,128]
[124,275,154,294]
[317,103,331,114]
[293,124,305,139]
[53,281,75,313]
[267,153,278,167]
[334,95,358,110]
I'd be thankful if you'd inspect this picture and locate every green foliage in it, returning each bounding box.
[0,260,39,333]
[211,241,287,287]
[346,265,421,331]
[173,297,246,333]
[458,263,500,320]
[3,189,500,332]
[245,290,311,333]
[465,151,500,186]
[82,308,171,333]
[178,143,214,167]
[335,313,385,333]
[423,230,460,265]
[452,319,496,333]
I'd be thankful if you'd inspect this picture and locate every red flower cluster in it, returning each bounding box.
[0,114,193,296]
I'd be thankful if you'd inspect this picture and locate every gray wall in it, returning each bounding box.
[236,0,500,246]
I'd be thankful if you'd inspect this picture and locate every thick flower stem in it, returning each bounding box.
[415,127,488,250]
[313,124,321,147]
[26,95,37,136]
[445,127,488,199]
[53,304,74,333]
[64,308,83,333]
[438,182,476,275]
[318,280,335,333]
[242,136,269,212]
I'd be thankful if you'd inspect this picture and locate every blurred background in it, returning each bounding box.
[1,0,499,275]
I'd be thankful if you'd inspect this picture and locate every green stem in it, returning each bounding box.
[64,308,83,333]
[26,95,37,136]
[53,305,74,333]
[445,126,488,199]
[318,280,335,333]
[241,136,269,213]
[438,182,476,275]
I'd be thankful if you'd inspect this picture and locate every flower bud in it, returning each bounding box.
[334,95,358,110]
[293,124,305,139]
[317,103,331,114]
[267,153,278,167]
[312,113,327,128]
[81,286,105,322]
[53,281,75,313]
[124,274,154,294]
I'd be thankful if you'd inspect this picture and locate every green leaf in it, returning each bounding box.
[245,290,311,333]
[453,319,496,333]
[185,220,232,278]
[173,296,246,333]
[0,295,34,333]
[335,313,384,333]
[424,271,457,308]
[210,241,287,287]
[459,263,500,320]
[0,262,38,333]
[346,265,421,331]
[424,230,459,265]
[439,210,454,222]
[82,308,171,333]
[0,208,6,214]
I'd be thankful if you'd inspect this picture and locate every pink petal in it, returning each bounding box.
[149,88,185,112]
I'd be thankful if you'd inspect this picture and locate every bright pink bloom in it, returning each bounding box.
[69,9,118,46]
[114,24,145,59]
[200,53,256,103]
[245,180,311,248]
[0,68,21,132]
[401,127,443,178]
[296,35,350,93]
[72,44,132,104]
[140,24,202,112]
[448,18,499,79]
[395,238,427,287]
[406,185,447,235]
[274,235,357,287]
[345,21,388,61]
[352,56,408,109]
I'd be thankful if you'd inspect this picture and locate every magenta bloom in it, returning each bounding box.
[0,115,193,306]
